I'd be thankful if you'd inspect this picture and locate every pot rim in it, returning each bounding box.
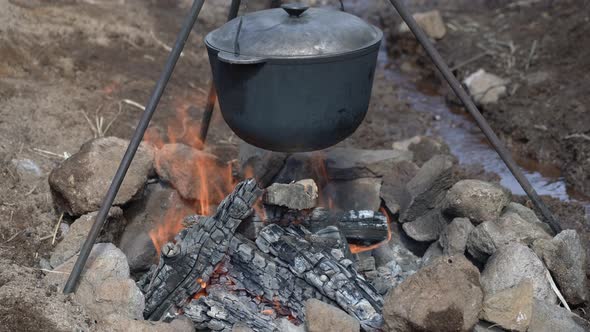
[205,31,383,65]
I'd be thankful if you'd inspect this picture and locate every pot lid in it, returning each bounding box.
[205,4,382,59]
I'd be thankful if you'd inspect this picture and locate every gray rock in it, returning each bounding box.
[154,143,230,201]
[400,155,454,223]
[322,177,382,211]
[383,256,483,332]
[278,318,306,332]
[398,10,447,39]
[533,230,589,305]
[467,212,551,263]
[101,314,195,332]
[402,209,447,242]
[480,279,534,332]
[440,217,474,255]
[480,243,556,303]
[463,69,508,105]
[11,158,42,184]
[504,202,553,235]
[529,300,590,332]
[120,182,192,273]
[379,160,420,215]
[421,240,444,266]
[50,207,125,268]
[305,299,360,332]
[47,243,145,320]
[392,136,451,167]
[232,324,255,332]
[324,147,413,180]
[443,180,511,225]
[264,179,318,210]
[49,137,154,215]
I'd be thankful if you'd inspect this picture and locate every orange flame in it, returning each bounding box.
[349,207,392,254]
[145,96,235,255]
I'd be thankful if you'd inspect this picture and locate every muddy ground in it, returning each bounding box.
[0,0,588,330]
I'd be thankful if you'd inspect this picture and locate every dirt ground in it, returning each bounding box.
[0,0,588,330]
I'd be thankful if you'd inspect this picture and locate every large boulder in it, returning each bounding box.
[533,230,589,305]
[49,137,154,215]
[480,279,534,332]
[383,256,483,332]
[305,299,360,332]
[480,243,556,303]
[443,180,511,225]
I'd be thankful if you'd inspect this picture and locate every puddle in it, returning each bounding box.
[376,45,587,203]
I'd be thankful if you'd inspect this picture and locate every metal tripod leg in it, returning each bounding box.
[63,0,209,294]
[386,0,561,233]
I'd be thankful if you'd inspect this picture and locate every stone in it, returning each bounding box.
[305,299,360,332]
[322,177,382,211]
[440,217,474,255]
[443,179,511,225]
[480,279,534,332]
[504,202,553,235]
[392,136,451,167]
[49,137,154,215]
[323,147,413,180]
[11,158,42,183]
[400,155,454,223]
[278,318,306,332]
[533,230,589,305]
[480,242,556,303]
[421,240,444,266]
[120,182,193,273]
[47,243,145,320]
[238,141,288,185]
[402,209,447,242]
[398,10,447,39]
[50,207,125,268]
[529,300,590,332]
[379,160,420,215]
[154,143,230,201]
[467,212,551,262]
[264,179,318,210]
[383,255,483,332]
[463,69,508,105]
[101,314,195,332]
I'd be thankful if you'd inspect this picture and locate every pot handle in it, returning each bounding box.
[218,51,267,65]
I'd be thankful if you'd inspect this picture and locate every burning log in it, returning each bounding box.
[256,224,384,331]
[226,233,334,323]
[141,179,263,320]
[259,206,389,243]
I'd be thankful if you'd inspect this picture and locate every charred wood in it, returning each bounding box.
[256,224,384,331]
[140,179,262,320]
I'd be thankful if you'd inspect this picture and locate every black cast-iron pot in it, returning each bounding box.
[205,4,383,152]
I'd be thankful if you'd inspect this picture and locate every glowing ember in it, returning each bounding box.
[261,309,275,315]
[348,207,392,254]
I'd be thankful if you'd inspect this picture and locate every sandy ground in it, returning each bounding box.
[0,0,588,330]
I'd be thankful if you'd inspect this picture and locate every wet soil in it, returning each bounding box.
[0,0,588,329]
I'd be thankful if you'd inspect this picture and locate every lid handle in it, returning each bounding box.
[281,3,309,17]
